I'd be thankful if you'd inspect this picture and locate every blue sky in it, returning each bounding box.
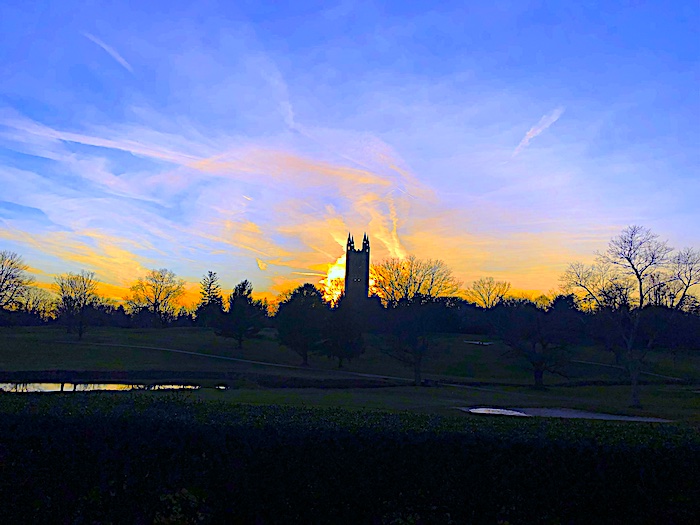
[1,0,698,302]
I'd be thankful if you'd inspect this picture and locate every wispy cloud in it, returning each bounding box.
[512,107,565,156]
[0,226,150,288]
[2,6,694,301]
[83,32,134,74]
[2,115,197,164]
[0,105,619,297]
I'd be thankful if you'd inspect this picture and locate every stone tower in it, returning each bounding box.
[344,232,370,304]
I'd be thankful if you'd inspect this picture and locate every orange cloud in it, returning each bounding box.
[180,281,201,309]
[0,227,151,289]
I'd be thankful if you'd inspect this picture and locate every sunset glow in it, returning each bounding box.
[320,254,346,306]
[1,1,697,302]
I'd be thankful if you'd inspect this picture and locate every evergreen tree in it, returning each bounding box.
[195,271,223,327]
[228,279,253,309]
[199,271,222,306]
[218,280,265,348]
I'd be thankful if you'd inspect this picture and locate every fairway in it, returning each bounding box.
[190,383,699,421]
[1,326,698,422]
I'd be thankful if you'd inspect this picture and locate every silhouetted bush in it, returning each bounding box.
[0,309,46,326]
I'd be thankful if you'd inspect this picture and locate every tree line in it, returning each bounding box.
[1,225,699,406]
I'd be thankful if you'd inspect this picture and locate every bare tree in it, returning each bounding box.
[21,286,55,321]
[600,225,673,309]
[54,270,99,339]
[320,277,344,307]
[561,226,689,407]
[0,251,35,309]
[560,261,634,310]
[126,268,185,326]
[371,255,461,306]
[492,298,576,389]
[668,247,700,310]
[565,237,699,313]
[465,277,511,308]
[382,298,446,385]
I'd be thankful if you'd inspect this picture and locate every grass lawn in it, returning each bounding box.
[1,326,698,422]
[191,383,700,422]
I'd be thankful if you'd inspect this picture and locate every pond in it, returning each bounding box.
[461,407,670,422]
[0,383,208,393]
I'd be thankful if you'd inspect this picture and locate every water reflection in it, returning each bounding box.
[0,383,201,393]
[468,408,531,417]
[462,406,670,422]
[147,384,199,390]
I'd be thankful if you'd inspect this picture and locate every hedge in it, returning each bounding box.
[0,393,697,524]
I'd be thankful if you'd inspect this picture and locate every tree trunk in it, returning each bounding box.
[629,364,642,408]
[77,311,85,340]
[624,314,642,408]
[608,344,622,365]
[533,368,544,389]
[414,359,422,386]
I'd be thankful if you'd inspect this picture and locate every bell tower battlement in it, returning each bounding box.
[344,232,370,304]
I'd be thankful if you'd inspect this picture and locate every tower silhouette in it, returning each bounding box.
[344,232,370,304]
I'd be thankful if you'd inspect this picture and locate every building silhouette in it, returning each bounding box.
[344,232,370,304]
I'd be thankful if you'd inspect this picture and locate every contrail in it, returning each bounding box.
[83,32,134,74]
[512,106,565,156]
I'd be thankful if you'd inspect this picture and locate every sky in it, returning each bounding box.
[1,0,698,305]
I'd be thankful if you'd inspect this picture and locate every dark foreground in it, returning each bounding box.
[0,393,698,524]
